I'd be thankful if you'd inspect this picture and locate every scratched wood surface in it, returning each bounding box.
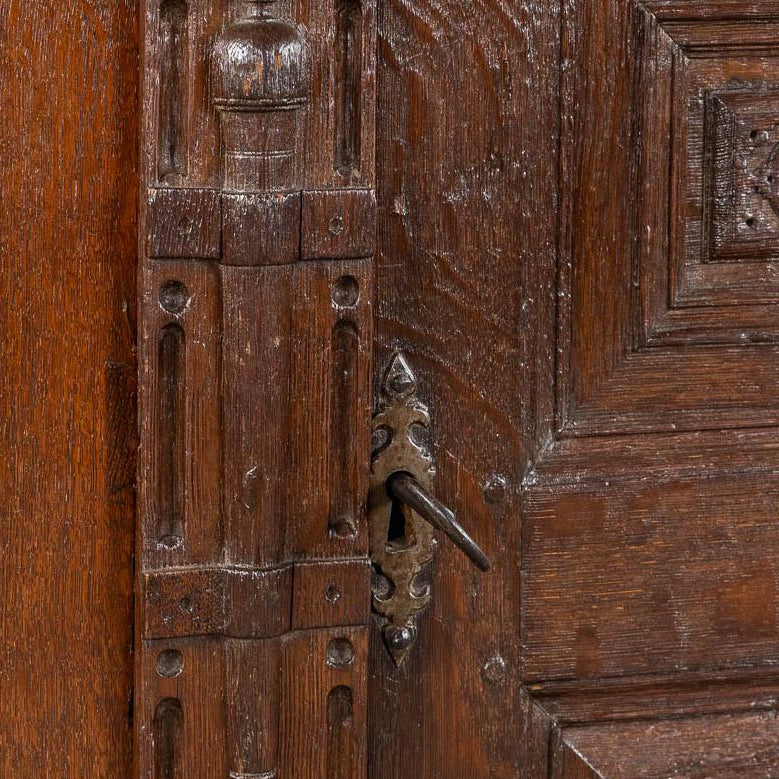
[517,0,779,774]
[374,0,779,775]
[0,1,138,775]
[8,0,779,774]
[555,712,779,778]
[369,0,556,774]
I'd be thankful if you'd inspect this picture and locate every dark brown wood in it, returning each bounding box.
[146,188,222,259]
[517,0,779,774]
[136,0,376,775]
[280,627,369,776]
[522,474,779,681]
[369,0,532,774]
[301,189,377,260]
[292,560,372,630]
[19,0,779,773]
[555,713,779,778]
[222,193,302,266]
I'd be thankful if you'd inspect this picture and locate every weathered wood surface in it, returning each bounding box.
[555,712,779,778]
[517,0,779,773]
[9,0,779,774]
[136,0,376,776]
[0,2,138,775]
[370,0,552,774]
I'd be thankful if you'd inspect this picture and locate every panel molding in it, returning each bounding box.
[524,670,779,778]
[520,0,779,703]
[529,0,779,477]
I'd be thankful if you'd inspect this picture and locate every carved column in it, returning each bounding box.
[137,0,376,774]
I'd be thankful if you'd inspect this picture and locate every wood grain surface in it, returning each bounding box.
[369,0,557,774]
[556,712,779,778]
[0,2,138,775]
[8,0,779,775]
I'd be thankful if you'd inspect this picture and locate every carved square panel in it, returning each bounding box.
[705,90,779,261]
[666,51,779,318]
[554,1,779,437]
[642,32,779,339]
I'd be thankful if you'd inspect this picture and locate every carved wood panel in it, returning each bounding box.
[136,0,376,775]
[525,0,779,669]
[553,0,779,442]
[130,0,779,775]
[519,0,779,774]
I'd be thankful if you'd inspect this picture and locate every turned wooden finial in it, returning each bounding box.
[211,0,310,192]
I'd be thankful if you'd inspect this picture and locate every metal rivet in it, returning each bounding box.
[326,637,355,669]
[159,280,189,315]
[483,473,507,504]
[325,584,341,604]
[156,649,184,678]
[390,373,414,396]
[388,626,414,651]
[328,214,345,236]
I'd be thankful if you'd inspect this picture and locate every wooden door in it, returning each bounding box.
[5,0,779,777]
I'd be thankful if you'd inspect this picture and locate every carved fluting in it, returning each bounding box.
[211,0,311,192]
[139,0,375,775]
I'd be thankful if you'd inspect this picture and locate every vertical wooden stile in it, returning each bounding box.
[137,0,377,775]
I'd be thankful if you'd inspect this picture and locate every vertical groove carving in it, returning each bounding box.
[158,0,188,182]
[328,319,359,538]
[326,685,354,779]
[334,0,362,176]
[153,698,184,779]
[157,323,185,547]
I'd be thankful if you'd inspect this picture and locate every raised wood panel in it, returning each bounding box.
[554,712,779,778]
[519,14,779,774]
[554,0,779,441]
[522,474,779,682]
[528,427,779,486]
[637,14,779,344]
[529,673,779,777]
[645,1,779,20]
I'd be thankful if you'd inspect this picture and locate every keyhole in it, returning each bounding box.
[387,498,415,550]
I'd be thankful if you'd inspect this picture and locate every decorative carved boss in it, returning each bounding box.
[137,0,376,775]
